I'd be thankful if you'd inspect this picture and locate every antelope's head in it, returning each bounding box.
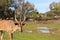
[14,21,25,32]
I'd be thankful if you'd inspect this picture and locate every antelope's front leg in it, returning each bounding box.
[9,33,13,40]
[0,31,4,40]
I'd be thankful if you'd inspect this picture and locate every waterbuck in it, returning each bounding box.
[0,20,23,40]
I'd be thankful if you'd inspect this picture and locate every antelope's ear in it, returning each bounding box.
[22,23,25,26]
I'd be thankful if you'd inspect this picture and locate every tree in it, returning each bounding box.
[28,10,41,20]
[49,2,60,16]
[23,1,34,21]
[0,0,12,19]
[17,1,34,22]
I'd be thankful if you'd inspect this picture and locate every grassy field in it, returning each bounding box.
[1,20,60,40]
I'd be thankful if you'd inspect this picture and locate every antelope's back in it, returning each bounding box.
[0,20,15,31]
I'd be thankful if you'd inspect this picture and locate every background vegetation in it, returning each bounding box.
[0,0,60,40]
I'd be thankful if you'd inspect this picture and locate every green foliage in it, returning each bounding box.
[28,10,41,20]
[46,11,55,17]
[24,1,34,11]
[49,2,60,16]
[16,1,35,21]
[0,0,7,6]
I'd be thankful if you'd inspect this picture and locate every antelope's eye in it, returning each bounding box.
[14,23,18,25]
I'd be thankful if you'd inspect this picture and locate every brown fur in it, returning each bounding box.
[0,20,21,40]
